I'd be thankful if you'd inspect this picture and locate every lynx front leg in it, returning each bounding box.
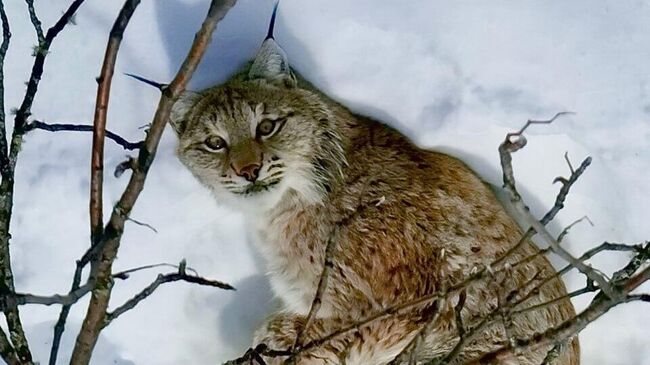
[252,312,338,365]
[253,312,417,365]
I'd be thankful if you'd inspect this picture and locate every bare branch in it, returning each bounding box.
[70,1,238,363]
[388,301,443,365]
[25,0,45,46]
[0,329,19,365]
[224,344,280,365]
[499,116,614,298]
[467,265,650,364]
[113,262,198,280]
[0,282,94,310]
[124,72,167,91]
[0,0,11,163]
[563,152,574,174]
[67,1,140,362]
[556,216,592,244]
[505,112,573,146]
[0,4,25,359]
[89,0,143,251]
[113,157,136,178]
[454,291,467,339]
[627,294,650,302]
[12,0,86,142]
[293,229,340,349]
[511,282,597,317]
[104,267,234,327]
[48,259,85,365]
[126,217,158,233]
[0,2,86,361]
[25,120,143,150]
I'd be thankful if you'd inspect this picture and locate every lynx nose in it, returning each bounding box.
[233,163,261,182]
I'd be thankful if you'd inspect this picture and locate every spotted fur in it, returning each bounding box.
[171,17,579,365]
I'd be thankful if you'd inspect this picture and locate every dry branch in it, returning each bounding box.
[0,1,87,363]
[0,329,19,365]
[499,116,613,298]
[25,120,143,150]
[70,1,238,363]
[24,0,44,46]
[467,246,649,364]
[0,3,17,363]
[112,262,199,280]
[0,282,94,310]
[104,264,234,327]
[293,229,340,350]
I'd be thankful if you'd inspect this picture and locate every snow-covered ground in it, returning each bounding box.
[3,0,649,364]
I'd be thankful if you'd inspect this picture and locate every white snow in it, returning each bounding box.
[2,0,648,364]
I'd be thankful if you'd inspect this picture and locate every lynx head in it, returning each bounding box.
[170,5,344,212]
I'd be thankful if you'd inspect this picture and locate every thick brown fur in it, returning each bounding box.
[171,53,580,365]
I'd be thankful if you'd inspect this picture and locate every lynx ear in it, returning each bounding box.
[169,91,199,135]
[248,2,297,87]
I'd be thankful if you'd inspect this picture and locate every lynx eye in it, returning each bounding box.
[256,118,282,138]
[204,136,227,151]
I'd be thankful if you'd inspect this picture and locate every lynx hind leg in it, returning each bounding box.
[253,312,418,365]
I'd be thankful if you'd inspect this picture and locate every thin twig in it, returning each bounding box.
[563,152,574,174]
[454,291,467,339]
[0,0,11,164]
[0,2,85,361]
[499,115,613,298]
[388,300,444,364]
[556,216,593,244]
[13,0,86,143]
[0,11,11,361]
[113,262,198,280]
[291,199,378,353]
[293,229,340,349]
[126,217,158,233]
[49,259,86,365]
[124,72,167,91]
[449,243,649,365]
[467,253,650,364]
[511,283,597,317]
[104,269,234,326]
[0,4,21,363]
[25,120,143,150]
[505,112,573,144]
[0,282,94,311]
[25,0,45,46]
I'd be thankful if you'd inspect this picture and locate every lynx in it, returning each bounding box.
[170,6,579,365]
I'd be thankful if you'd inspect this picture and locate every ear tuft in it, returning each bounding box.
[248,3,296,88]
[169,91,200,135]
[248,38,296,88]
